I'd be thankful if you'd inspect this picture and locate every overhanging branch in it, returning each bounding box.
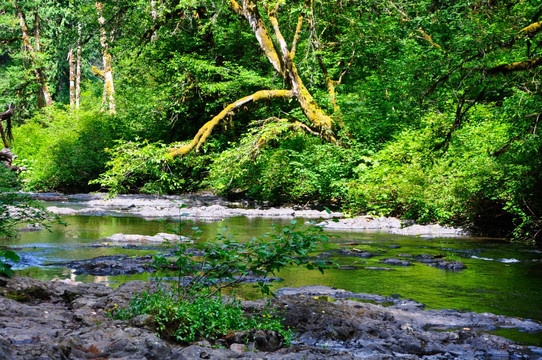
[169,89,294,157]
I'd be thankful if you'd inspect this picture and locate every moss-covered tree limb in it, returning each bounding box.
[169,90,294,157]
[266,2,335,137]
[229,0,285,76]
[520,21,542,35]
[170,0,336,157]
[487,57,542,74]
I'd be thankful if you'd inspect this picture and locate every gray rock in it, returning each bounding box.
[1,278,541,359]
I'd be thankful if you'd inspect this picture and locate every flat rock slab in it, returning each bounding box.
[0,278,541,359]
[320,217,468,237]
[102,232,188,244]
[40,193,471,236]
[45,193,343,220]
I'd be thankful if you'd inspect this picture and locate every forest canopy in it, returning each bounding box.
[1,0,541,243]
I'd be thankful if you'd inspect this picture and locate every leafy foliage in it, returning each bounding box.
[209,124,367,205]
[112,220,331,343]
[3,0,542,242]
[12,106,121,192]
[90,139,211,196]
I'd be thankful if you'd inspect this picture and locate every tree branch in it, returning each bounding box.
[487,57,542,74]
[230,0,285,76]
[169,89,294,157]
[290,0,309,58]
[520,21,542,35]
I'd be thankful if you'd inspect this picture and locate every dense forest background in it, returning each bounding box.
[1,0,541,243]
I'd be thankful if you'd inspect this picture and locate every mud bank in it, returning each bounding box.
[0,276,541,359]
[36,193,468,237]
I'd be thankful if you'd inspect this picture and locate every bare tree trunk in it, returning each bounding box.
[75,23,82,110]
[0,105,13,148]
[151,0,158,41]
[12,1,53,107]
[95,2,116,114]
[34,8,40,52]
[68,49,76,109]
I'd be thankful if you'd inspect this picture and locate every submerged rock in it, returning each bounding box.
[379,257,412,266]
[50,254,157,276]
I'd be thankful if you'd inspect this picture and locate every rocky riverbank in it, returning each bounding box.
[0,276,541,359]
[35,192,468,237]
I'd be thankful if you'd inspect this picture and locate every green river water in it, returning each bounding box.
[6,214,542,340]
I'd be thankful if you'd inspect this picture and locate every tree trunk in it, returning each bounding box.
[76,23,82,110]
[12,1,53,107]
[170,0,336,157]
[68,49,76,109]
[0,105,14,148]
[96,2,116,114]
[151,0,158,41]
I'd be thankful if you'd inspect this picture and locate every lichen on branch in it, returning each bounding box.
[169,89,294,157]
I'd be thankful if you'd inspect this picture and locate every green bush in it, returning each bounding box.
[90,139,212,196]
[347,105,542,242]
[112,220,333,343]
[115,289,287,343]
[209,124,367,205]
[12,107,120,192]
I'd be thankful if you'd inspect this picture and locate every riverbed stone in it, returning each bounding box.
[102,232,188,244]
[1,278,541,359]
[379,257,412,266]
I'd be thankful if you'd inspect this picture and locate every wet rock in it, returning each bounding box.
[379,258,412,266]
[430,260,467,271]
[29,193,68,202]
[51,254,156,276]
[410,254,467,271]
[46,193,342,221]
[272,286,542,359]
[320,216,403,230]
[0,279,541,359]
[223,329,283,352]
[101,232,188,244]
[18,223,45,232]
[334,265,365,270]
[363,266,395,271]
[336,249,376,258]
[320,217,468,237]
[391,224,467,237]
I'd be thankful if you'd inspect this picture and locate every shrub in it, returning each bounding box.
[209,124,367,205]
[112,220,333,343]
[12,107,120,192]
[90,139,211,196]
[347,106,542,242]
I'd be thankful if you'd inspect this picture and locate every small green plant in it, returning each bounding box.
[0,248,20,277]
[112,220,333,344]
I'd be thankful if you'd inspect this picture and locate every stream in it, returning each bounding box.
[7,212,542,330]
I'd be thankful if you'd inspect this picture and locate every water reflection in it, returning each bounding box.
[6,214,542,323]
